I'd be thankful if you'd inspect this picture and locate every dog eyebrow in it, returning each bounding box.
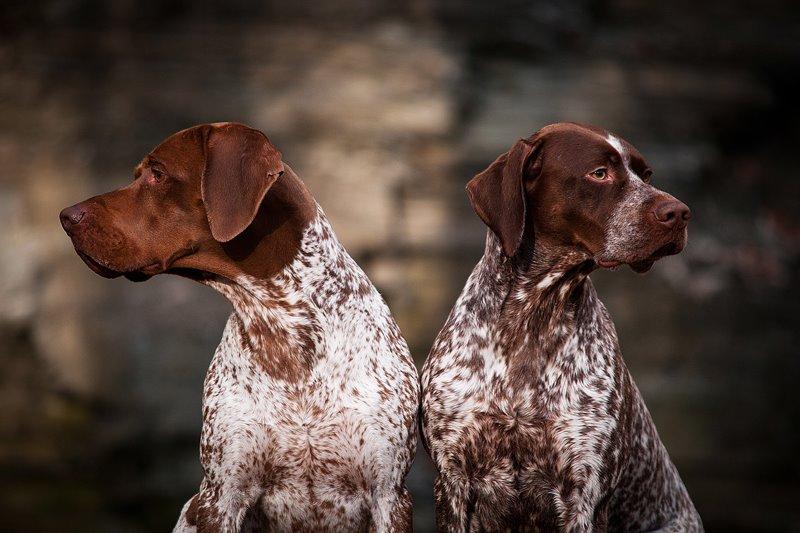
[138,156,169,176]
[132,156,165,180]
[143,155,166,168]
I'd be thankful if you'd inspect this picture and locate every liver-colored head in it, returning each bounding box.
[59,123,305,281]
[467,122,690,272]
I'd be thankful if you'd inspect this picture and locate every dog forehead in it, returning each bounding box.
[146,126,207,169]
[532,123,613,165]
[534,123,646,168]
[539,122,608,137]
[541,123,608,151]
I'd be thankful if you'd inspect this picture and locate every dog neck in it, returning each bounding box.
[483,230,595,314]
[479,230,599,385]
[198,168,361,382]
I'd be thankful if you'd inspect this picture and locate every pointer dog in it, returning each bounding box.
[421,123,702,531]
[60,123,419,532]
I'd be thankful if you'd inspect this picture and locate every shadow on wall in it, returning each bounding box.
[0,1,799,531]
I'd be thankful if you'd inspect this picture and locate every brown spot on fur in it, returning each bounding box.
[186,494,198,526]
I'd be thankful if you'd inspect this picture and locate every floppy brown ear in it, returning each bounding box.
[202,123,285,242]
[466,138,540,256]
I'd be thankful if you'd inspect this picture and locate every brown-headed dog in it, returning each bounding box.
[421,123,702,532]
[61,123,419,532]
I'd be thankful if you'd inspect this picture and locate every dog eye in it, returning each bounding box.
[642,169,653,183]
[150,169,164,183]
[589,168,608,181]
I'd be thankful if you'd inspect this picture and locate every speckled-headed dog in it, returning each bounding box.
[60,123,419,532]
[421,123,702,532]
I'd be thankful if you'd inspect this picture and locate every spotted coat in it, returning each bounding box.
[59,123,419,533]
[421,123,703,532]
[421,234,701,532]
[174,207,419,532]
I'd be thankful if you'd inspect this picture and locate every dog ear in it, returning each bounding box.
[466,137,540,256]
[201,124,284,242]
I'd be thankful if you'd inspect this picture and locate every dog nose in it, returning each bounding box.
[653,199,691,228]
[60,204,86,233]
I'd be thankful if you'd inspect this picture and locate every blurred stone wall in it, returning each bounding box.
[1,1,799,531]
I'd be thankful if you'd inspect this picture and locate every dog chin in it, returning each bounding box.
[124,271,153,282]
[628,259,655,273]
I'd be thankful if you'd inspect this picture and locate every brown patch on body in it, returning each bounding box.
[185,494,199,526]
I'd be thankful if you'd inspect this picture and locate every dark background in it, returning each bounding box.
[1,1,799,531]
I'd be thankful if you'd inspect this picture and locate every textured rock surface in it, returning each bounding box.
[1,1,799,531]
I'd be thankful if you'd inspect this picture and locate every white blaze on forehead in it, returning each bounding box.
[605,134,628,162]
[606,133,641,183]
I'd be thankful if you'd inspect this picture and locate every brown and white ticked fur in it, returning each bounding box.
[60,123,418,532]
[421,123,703,532]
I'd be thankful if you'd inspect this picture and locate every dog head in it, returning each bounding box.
[60,122,295,281]
[466,122,690,272]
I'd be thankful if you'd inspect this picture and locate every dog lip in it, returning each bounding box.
[626,234,686,274]
[139,261,163,275]
[598,233,685,273]
[648,238,684,260]
[76,250,123,278]
[73,249,167,279]
[77,241,199,281]
[629,259,655,273]
[652,242,678,257]
[596,258,621,269]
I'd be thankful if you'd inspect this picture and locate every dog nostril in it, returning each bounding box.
[653,200,691,227]
[60,206,86,230]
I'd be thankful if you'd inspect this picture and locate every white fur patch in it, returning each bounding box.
[606,133,640,182]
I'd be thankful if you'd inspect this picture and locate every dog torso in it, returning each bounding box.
[421,234,701,532]
[189,207,418,532]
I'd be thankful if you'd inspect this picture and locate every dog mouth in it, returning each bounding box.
[75,249,153,281]
[598,232,687,273]
[628,241,682,273]
[74,245,197,282]
[76,250,124,279]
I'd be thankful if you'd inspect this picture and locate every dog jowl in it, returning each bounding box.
[421,123,702,532]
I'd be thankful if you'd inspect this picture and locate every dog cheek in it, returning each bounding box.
[603,186,655,259]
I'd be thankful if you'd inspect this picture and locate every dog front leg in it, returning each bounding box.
[434,475,473,533]
[173,493,199,533]
[645,512,704,533]
[370,487,413,533]
[192,478,253,533]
